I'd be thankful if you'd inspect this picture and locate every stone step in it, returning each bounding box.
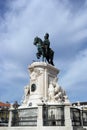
[73,127,87,130]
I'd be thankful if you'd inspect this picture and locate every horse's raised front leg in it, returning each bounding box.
[36,52,40,59]
[42,56,44,62]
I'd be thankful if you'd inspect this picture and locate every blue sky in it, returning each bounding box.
[0,0,87,104]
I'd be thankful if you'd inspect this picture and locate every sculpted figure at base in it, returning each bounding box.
[22,85,30,105]
[33,33,54,65]
[48,82,55,101]
[48,79,68,102]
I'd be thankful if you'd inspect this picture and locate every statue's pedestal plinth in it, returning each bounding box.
[21,62,70,107]
[28,62,59,106]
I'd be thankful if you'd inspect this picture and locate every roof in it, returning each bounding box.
[72,102,87,106]
[0,102,10,107]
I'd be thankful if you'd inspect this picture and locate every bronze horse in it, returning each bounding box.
[33,36,54,65]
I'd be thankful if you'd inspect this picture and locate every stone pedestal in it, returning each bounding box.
[21,62,69,107]
[28,62,59,104]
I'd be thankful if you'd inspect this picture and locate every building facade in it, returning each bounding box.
[0,102,10,126]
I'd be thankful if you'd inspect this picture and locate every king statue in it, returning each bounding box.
[33,33,54,66]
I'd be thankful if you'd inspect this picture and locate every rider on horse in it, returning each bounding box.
[44,33,50,54]
[33,33,54,66]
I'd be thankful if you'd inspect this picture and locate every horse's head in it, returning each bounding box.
[33,36,43,46]
[33,37,39,45]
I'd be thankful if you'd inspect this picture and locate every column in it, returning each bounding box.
[64,105,73,130]
[37,104,43,127]
[44,68,48,100]
[8,110,12,127]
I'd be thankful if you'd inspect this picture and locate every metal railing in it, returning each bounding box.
[43,105,65,126]
[70,108,81,126]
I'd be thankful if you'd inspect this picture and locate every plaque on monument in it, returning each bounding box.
[18,108,37,126]
[12,108,38,126]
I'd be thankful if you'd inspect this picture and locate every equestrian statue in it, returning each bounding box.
[33,33,54,66]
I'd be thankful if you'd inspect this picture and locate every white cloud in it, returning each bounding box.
[0,60,28,84]
[60,49,87,88]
